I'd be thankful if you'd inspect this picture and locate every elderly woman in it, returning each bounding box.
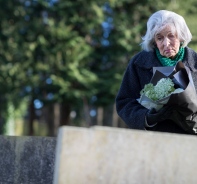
[116,10,197,134]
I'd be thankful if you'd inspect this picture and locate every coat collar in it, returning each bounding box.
[134,50,162,69]
[134,47,197,71]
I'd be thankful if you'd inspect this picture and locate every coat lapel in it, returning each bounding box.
[134,50,162,70]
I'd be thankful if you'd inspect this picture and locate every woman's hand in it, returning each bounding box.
[146,106,174,126]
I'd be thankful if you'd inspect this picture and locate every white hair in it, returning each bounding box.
[141,10,192,51]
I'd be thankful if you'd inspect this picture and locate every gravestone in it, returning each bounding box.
[54,126,197,184]
[0,135,56,184]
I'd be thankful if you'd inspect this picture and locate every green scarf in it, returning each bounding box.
[155,47,185,66]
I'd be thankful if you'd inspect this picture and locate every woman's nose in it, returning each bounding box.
[163,37,170,46]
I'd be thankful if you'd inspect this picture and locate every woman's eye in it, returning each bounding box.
[157,37,162,41]
[169,34,175,38]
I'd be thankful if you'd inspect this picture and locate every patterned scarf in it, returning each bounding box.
[155,47,185,66]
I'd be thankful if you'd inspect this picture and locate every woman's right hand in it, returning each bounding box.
[146,106,174,126]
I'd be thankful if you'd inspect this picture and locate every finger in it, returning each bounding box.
[160,107,174,120]
[149,108,157,114]
[158,106,173,115]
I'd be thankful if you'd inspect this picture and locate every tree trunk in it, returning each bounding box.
[83,97,91,127]
[28,98,35,135]
[60,101,70,126]
[54,103,60,136]
[97,107,103,126]
[112,103,119,127]
[103,104,113,126]
[44,104,55,136]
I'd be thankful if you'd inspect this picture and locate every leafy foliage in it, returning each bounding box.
[0,0,197,133]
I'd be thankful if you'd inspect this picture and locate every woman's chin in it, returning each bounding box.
[163,54,176,59]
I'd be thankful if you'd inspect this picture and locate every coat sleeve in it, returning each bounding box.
[116,57,149,130]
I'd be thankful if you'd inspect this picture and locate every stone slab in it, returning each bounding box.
[0,135,56,184]
[54,126,197,184]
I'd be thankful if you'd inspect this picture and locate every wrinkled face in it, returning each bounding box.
[154,25,181,59]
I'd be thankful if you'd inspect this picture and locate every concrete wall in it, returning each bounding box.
[54,126,197,184]
[0,135,56,184]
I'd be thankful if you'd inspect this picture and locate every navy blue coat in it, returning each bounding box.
[116,47,197,134]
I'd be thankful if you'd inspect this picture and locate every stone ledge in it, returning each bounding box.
[54,126,197,184]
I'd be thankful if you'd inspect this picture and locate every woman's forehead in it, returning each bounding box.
[155,24,176,35]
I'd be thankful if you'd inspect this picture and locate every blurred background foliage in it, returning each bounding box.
[0,0,197,136]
